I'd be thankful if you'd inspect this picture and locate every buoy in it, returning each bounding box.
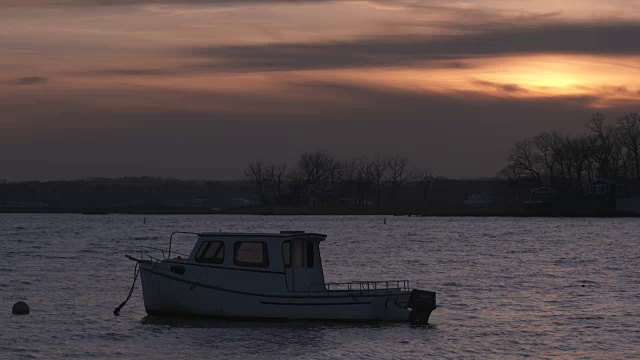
[12,301,30,315]
[383,218,387,224]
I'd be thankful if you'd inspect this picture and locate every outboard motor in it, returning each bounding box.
[408,289,437,325]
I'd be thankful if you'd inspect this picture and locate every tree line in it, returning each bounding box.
[0,176,252,210]
[244,152,434,206]
[501,112,640,194]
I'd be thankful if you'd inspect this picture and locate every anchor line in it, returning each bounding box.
[113,261,140,316]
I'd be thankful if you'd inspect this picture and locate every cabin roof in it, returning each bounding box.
[197,231,327,240]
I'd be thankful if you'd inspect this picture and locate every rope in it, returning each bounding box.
[113,261,140,316]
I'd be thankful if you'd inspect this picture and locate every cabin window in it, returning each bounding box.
[234,241,269,267]
[282,241,291,268]
[195,241,225,264]
[306,241,314,268]
[293,241,305,268]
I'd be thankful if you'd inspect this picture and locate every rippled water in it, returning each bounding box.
[1,214,640,359]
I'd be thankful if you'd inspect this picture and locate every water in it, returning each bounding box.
[1,214,639,359]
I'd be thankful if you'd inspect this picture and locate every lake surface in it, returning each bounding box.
[1,214,639,359]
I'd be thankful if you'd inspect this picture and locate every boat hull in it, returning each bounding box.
[139,264,415,322]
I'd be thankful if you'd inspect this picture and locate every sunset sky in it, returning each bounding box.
[1,0,639,181]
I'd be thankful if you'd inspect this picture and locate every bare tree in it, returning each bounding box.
[386,155,409,205]
[617,113,640,179]
[267,163,287,198]
[297,151,337,204]
[411,168,434,214]
[285,167,306,203]
[350,157,374,205]
[370,156,388,205]
[499,163,525,200]
[508,140,542,184]
[335,159,354,203]
[566,135,592,190]
[534,131,561,184]
[244,161,269,205]
[586,113,618,179]
[501,112,640,195]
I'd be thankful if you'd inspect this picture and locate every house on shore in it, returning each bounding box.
[463,193,494,207]
[523,186,556,205]
[585,179,620,197]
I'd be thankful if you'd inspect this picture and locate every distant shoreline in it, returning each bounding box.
[1,207,638,217]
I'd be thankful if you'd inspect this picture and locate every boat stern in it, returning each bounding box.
[407,289,437,325]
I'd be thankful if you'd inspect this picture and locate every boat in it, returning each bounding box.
[118,231,437,324]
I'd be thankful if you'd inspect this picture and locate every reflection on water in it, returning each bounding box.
[1,214,639,359]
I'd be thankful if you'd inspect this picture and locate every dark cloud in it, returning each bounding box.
[7,76,49,86]
[87,68,181,76]
[81,60,474,78]
[2,0,334,7]
[187,22,640,72]
[603,86,633,94]
[441,61,473,69]
[82,20,640,78]
[474,81,529,94]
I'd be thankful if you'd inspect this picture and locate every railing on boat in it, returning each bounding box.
[136,231,198,262]
[138,246,190,262]
[309,280,411,294]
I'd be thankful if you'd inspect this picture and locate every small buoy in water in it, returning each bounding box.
[12,301,30,315]
[384,218,387,224]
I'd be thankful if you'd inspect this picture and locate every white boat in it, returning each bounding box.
[119,231,437,324]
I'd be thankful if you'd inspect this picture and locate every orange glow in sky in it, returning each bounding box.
[1,0,639,179]
[2,1,639,110]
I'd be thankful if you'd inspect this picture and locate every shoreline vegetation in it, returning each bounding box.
[0,207,639,217]
[1,112,639,217]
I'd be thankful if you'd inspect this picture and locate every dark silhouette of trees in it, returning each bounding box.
[507,140,542,183]
[499,163,525,200]
[0,176,253,212]
[268,163,287,198]
[370,156,387,205]
[502,112,640,194]
[244,161,269,204]
[534,131,562,185]
[297,151,338,204]
[617,113,640,179]
[412,168,434,201]
[242,151,434,209]
[586,113,618,179]
[386,155,409,205]
[351,157,374,205]
[566,135,592,190]
[411,167,434,214]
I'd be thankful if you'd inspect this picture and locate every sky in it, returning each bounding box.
[1,0,639,181]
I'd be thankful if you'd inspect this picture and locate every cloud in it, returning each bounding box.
[87,68,181,76]
[474,81,529,94]
[7,76,49,86]
[1,0,334,7]
[185,22,640,72]
[81,59,475,78]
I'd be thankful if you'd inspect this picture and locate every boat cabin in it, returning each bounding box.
[182,231,327,293]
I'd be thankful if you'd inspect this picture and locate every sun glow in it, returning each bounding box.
[326,54,640,107]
